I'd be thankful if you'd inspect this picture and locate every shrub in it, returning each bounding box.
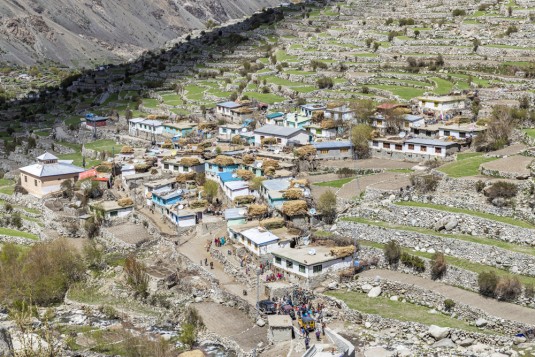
[410,174,441,193]
[384,241,401,266]
[485,181,517,200]
[400,252,425,272]
[431,252,447,280]
[124,256,149,299]
[478,271,498,297]
[317,77,334,89]
[525,283,535,298]
[495,276,522,301]
[11,212,22,229]
[475,180,485,193]
[4,203,13,213]
[452,9,466,16]
[443,298,456,311]
[505,25,518,36]
[337,167,355,178]
[317,190,337,224]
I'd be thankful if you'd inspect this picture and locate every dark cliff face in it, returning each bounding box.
[0,0,280,67]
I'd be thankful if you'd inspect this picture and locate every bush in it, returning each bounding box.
[443,298,456,311]
[478,271,498,297]
[11,212,22,229]
[475,180,485,193]
[431,252,447,280]
[525,283,535,298]
[384,241,401,266]
[337,167,356,178]
[317,77,334,89]
[452,9,466,16]
[410,174,441,193]
[495,276,522,301]
[317,190,337,224]
[505,25,518,36]
[400,252,425,272]
[124,256,149,299]
[485,181,517,200]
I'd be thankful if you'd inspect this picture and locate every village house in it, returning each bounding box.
[83,114,109,129]
[129,118,164,136]
[228,225,291,256]
[418,95,467,117]
[143,178,176,206]
[439,123,487,139]
[313,141,354,160]
[284,113,311,129]
[218,124,243,141]
[151,189,184,216]
[370,137,461,159]
[306,123,337,139]
[265,112,285,126]
[271,246,353,282]
[89,200,134,220]
[161,157,205,174]
[254,125,310,147]
[19,152,85,198]
[267,315,293,343]
[122,172,151,191]
[223,180,252,202]
[325,105,355,121]
[216,101,244,117]
[240,130,255,145]
[168,207,200,227]
[402,114,425,130]
[230,107,254,120]
[300,103,326,118]
[205,157,240,178]
[162,122,197,138]
[224,207,247,226]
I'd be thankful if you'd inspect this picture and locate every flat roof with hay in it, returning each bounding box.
[272,246,353,266]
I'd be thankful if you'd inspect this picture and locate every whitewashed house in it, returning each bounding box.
[417,95,466,117]
[254,125,309,147]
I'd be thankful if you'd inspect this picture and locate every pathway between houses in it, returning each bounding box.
[360,269,535,326]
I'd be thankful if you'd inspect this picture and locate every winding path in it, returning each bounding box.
[360,269,535,326]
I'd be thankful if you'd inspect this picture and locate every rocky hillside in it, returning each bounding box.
[0,0,279,67]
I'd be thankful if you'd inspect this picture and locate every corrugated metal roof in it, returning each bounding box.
[241,227,279,245]
[224,180,248,191]
[20,162,85,177]
[224,208,247,220]
[313,141,353,149]
[262,178,291,192]
[403,114,424,122]
[266,112,284,119]
[217,101,241,108]
[218,171,240,183]
[254,125,305,137]
[36,152,58,161]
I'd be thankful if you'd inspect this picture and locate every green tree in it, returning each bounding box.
[317,190,337,224]
[414,30,420,39]
[350,124,373,159]
[124,255,149,299]
[384,240,401,266]
[203,180,219,203]
[250,176,265,191]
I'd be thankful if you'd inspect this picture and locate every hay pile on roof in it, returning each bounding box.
[281,200,308,216]
[190,200,208,209]
[198,141,212,149]
[161,139,173,149]
[232,135,243,145]
[320,119,336,129]
[199,122,217,130]
[264,166,276,176]
[260,217,285,230]
[283,188,303,200]
[117,197,134,207]
[290,179,310,188]
[262,159,279,170]
[261,137,277,146]
[248,204,268,217]
[295,145,317,159]
[214,155,235,166]
[311,110,325,122]
[180,157,201,167]
[236,169,255,181]
[234,195,255,205]
[134,163,150,172]
[326,101,345,109]
[176,172,196,183]
[178,138,189,146]
[330,246,355,258]
[121,146,134,154]
[242,154,255,165]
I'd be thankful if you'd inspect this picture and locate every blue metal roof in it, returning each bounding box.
[217,101,241,108]
[262,178,291,192]
[266,112,284,119]
[218,171,240,183]
[403,114,424,122]
[224,208,247,220]
[312,141,353,149]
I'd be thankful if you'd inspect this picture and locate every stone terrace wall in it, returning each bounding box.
[347,203,535,245]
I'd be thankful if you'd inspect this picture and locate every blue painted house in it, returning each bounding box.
[205,157,240,178]
[261,178,291,208]
[285,113,311,129]
[163,122,198,138]
[300,103,326,118]
[265,112,285,126]
[152,189,184,210]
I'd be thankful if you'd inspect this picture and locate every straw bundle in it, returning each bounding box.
[242,154,255,165]
[320,119,336,129]
[295,145,316,159]
[281,200,308,216]
[260,217,285,230]
[290,179,310,188]
[261,137,277,146]
[283,188,303,200]
[330,246,355,258]
[234,195,255,205]
[120,145,134,154]
[262,159,279,170]
[176,172,196,183]
[161,139,173,149]
[236,169,255,181]
[248,204,268,217]
[180,157,201,167]
[213,155,235,166]
[190,200,208,209]
[117,197,134,207]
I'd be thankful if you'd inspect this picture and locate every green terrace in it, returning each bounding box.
[314,177,356,188]
[437,152,498,177]
[394,201,535,229]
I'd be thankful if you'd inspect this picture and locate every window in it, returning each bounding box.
[277,138,282,144]
[435,147,442,154]
[320,149,329,154]
[377,120,383,126]
[340,148,349,153]
[443,130,450,136]
[460,132,466,138]
[299,265,305,273]
[408,144,415,150]
[183,166,189,172]
[218,166,223,172]
[372,141,378,147]
[395,144,402,150]
[275,257,282,265]
[164,164,169,169]
[24,175,27,183]
[421,145,427,152]
[313,265,323,273]
[383,142,390,149]
[34,179,37,186]
[174,165,179,171]
[286,260,293,268]
[414,129,420,135]
[316,129,321,134]
[110,211,118,217]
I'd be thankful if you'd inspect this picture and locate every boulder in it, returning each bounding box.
[513,336,526,345]
[361,283,373,292]
[428,325,450,340]
[458,338,475,347]
[390,296,398,301]
[194,297,203,303]
[256,318,266,327]
[367,286,382,298]
[475,318,488,327]
[432,338,456,348]
[0,329,12,357]
[444,218,458,231]
[328,282,339,290]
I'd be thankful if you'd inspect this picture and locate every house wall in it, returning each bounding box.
[224,186,250,201]
[217,106,233,117]
[272,255,351,278]
[315,148,353,160]
[105,207,133,220]
[20,172,79,198]
[269,327,293,343]
[227,218,246,226]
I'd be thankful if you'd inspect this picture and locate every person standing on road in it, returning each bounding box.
[321,321,326,336]
[210,261,214,269]
[304,336,310,350]
[315,328,321,341]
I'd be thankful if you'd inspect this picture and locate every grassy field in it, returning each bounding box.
[85,139,117,153]
[314,177,355,188]
[0,227,38,240]
[523,129,535,139]
[342,216,535,256]
[325,291,489,333]
[395,201,535,229]
[438,154,498,177]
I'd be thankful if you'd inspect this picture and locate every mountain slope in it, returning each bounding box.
[0,0,279,67]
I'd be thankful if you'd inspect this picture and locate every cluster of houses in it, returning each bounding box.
[18,94,489,284]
